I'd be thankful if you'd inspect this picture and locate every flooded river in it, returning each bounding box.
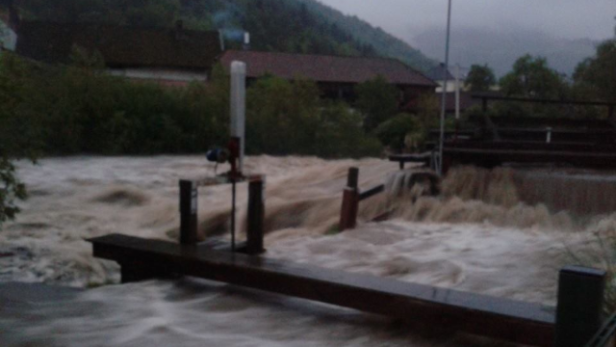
[1,156,614,346]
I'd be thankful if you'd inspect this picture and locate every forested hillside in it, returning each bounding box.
[8,0,435,72]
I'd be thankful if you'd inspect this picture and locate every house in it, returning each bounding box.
[12,20,223,87]
[427,63,466,93]
[219,50,437,109]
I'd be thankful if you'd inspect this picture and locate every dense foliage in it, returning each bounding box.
[246,76,381,157]
[355,76,399,132]
[500,55,568,99]
[0,53,381,158]
[466,64,496,92]
[483,47,615,120]
[573,40,616,103]
[374,113,425,151]
[0,52,39,227]
[10,0,434,71]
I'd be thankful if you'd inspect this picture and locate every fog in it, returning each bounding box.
[317,0,614,74]
[318,0,615,41]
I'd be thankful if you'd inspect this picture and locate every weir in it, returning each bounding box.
[86,67,614,347]
[88,165,611,347]
[423,96,616,174]
[338,167,440,231]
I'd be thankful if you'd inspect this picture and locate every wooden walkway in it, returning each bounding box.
[90,234,556,347]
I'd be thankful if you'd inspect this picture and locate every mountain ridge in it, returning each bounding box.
[412,26,598,77]
[7,0,436,72]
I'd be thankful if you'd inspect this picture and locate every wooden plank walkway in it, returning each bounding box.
[90,234,556,347]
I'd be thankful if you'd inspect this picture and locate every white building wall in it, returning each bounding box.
[107,68,207,83]
[0,22,17,51]
[435,80,468,93]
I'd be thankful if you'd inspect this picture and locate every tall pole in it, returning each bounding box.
[438,0,453,176]
[455,64,461,120]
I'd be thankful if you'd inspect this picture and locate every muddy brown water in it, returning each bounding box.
[1,156,614,346]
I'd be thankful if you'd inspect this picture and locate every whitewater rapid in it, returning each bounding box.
[1,156,613,346]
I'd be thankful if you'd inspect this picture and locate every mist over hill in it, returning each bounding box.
[412,26,598,77]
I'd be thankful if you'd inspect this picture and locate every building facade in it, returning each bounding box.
[13,20,223,86]
[220,50,437,110]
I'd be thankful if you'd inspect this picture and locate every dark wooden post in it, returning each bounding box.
[246,176,265,255]
[555,266,606,347]
[179,180,199,245]
[339,188,359,231]
[347,167,359,189]
[339,168,360,231]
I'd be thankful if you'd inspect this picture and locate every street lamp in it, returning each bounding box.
[438,0,453,176]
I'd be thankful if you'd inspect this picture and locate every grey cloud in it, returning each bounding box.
[317,0,615,41]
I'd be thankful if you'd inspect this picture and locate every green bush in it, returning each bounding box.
[247,76,321,155]
[315,101,382,158]
[0,54,381,158]
[374,113,424,152]
[355,76,399,132]
[246,76,381,158]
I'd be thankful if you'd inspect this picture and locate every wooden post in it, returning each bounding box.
[340,168,360,231]
[246,176,265,255]
[179,180,199,245]
[339,188,359,231]
[555,266,606,347]
[347,167,359,189]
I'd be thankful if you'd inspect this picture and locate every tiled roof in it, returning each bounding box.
[16,21,222,69]
[220,50,436,87]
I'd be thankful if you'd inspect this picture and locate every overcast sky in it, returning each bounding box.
[317,0,616,43]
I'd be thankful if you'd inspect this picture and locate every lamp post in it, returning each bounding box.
[438,0,453,176]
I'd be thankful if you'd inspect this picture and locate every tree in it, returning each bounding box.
[125,0,181,27]
[573,40,616,103]
[0,53,41,228]
[246,76,321,155]
[466,64,496,92]
[499,55,568,99]
[355,76,399,132]
[374,113,424,152]
[315,101,382,158]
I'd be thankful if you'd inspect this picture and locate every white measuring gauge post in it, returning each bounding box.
[230,61,246,173]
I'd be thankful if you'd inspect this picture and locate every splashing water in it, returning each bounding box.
[1,157,615,347]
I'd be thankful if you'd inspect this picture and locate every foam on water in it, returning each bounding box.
[1,157,615,346]
[0,156,393,286]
